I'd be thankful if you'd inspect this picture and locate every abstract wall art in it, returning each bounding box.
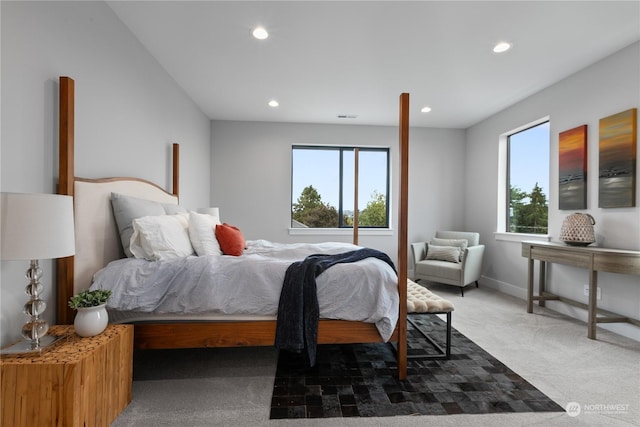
[559,125,587,210]
[598,108,637,208]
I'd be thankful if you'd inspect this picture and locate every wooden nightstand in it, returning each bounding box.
[1,324,133,427]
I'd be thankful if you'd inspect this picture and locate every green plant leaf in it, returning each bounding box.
[68,289,112,309]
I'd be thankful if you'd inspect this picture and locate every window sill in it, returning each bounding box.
[494,232,551,243]
[289,228,393,236]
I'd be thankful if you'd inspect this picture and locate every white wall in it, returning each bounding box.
[0,1,211,346]
[465,42,640,340]
[210,120,466,265]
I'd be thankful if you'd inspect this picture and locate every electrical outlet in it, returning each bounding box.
[583,284,601,300]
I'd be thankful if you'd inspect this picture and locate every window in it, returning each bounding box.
[507,121,550,234]
[291,146,390,229]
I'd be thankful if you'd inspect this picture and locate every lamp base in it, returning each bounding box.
[0,334,65,355]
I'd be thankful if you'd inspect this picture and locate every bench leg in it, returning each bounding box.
[445,311,451,358]
[406,313,453,360]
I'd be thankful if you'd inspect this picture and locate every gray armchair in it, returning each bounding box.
[411,231,485,296]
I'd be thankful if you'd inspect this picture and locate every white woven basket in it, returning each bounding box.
[560,213,595,246]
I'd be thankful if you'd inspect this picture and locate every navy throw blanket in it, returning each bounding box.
[274,248,396,366]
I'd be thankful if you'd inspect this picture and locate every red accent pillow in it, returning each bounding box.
[215,223,246,256]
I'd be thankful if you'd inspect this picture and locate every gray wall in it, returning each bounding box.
[465,42,640,340]
[0,1,211,346]
[210,120,466,264]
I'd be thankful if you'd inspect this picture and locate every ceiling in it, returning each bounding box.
[107,1,640,129]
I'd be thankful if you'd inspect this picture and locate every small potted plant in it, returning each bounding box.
[68,289,112,337]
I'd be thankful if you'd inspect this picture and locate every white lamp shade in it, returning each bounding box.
[1,192,75,260]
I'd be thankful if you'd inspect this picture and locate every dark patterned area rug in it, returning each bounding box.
[270,314,564,419]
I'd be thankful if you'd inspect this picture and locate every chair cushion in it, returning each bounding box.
[415,259,461,282]
[407,279,454,313]
[430,237,468,261]
[426,244,461,263]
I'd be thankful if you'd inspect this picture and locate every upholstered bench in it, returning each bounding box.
[407,279,454,359]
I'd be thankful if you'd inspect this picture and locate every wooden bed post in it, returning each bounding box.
[172,143,179,197]
[397,93,410,380]
[57,76,75,325]
[353,148,359,245]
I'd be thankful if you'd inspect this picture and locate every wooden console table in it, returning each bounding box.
[1,324,133,427]
[522,241,640,339]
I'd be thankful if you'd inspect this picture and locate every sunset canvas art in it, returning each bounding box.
[559,125,587,210]
[599,108,637,208]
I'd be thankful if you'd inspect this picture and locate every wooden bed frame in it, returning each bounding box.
[56,76,409,379]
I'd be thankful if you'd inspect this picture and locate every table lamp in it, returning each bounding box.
[1,192,75,354]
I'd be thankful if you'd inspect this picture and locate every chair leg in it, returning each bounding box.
[460,287,464,297]
[475,281,479,288]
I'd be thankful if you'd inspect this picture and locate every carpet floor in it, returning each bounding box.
[270,314,564,419]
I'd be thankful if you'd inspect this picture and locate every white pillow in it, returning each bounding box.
[130,213,194,261]
[188,211,222,256]
[426,244,461,263]
[111,192,165,257]
[111,192,187,257]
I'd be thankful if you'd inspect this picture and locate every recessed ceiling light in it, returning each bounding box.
[421,106,432,113]
[268,100,279,107]
[493,42,511,53]
[252,26,269,40]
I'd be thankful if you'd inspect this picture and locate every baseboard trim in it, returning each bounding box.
[479,276,526,300]
[480,275,640,342]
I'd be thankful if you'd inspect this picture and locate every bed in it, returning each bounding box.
[55,76,409,379]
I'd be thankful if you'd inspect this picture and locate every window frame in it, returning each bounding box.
[495,117,551,242]
[290,145,391,233]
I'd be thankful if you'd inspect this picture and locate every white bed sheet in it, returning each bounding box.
[90,240,399,341]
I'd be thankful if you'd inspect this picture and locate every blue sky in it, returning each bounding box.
[509,122,550,199]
